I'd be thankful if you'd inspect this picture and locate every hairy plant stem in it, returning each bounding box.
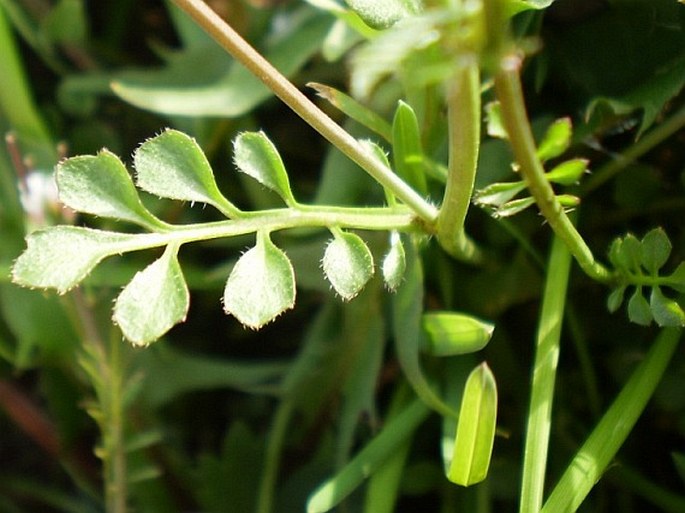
[436,61,482,262]
[519,234,572,513]
[170,0,438,225]
[493,57,612,283]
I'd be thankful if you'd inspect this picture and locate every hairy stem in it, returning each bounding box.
[519,234,572,513]
[436,61,482,262]
[170,0,438,224]
[494,57,612,283]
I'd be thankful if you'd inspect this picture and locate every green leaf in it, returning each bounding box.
[113,244,189,346]
[306,399,430,513]
[494,196,536,218]
[612,234,642,273]
[134,129,239,217]
[536,117,572,162]
[11,226,143,294]
[556,194,580,208]
[223,231,296,329]
[56,150,163,228]
[607,286,626,313]
[640,228,671,275]
[233,131,296,206]
[627,288,652,326]
[322,230,374,300]
[42,0,87,45]
[381,231,406,292]
[392,100,428,194]
[649,287,685,328]
[545,158,588,186]
[485,101,508,139]
[665,262,685,293]
[344,0,415,30]
[473,181,526,207]
[448,362,498,486]
[422,312,494,356]
[308,82,392,141]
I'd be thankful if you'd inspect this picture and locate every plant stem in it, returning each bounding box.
[519,234,572,513]
[436,61,482,262]
[493,58,612,283]
[170,0,438,225]
[582,103,685,195]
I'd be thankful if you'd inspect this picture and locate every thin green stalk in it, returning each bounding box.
[582,104,685,195]
[256,400,294,513]
[436,61,482,262]
[493,59,612,283]
[541,327,681,513]
[170,0,438,225]
[519,234,572,513]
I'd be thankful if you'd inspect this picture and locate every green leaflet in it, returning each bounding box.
[113,243,189,346]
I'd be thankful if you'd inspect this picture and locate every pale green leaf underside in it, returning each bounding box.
[448,362,497,486]
[233,131,295,205]
[11,226,143,294]
[134,129,236,216]
[56,150,163,228]
[223,232,296,329]
[381,232,405,291]
[113,244,189,346]
[322,231,374,300]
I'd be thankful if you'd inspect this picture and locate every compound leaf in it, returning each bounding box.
[56,150,163,228]
[113,243,189,346]
[233,131,296,206]
[322,230,374,300]
[134,129,238,217]
[223,231,296,329]
[12,226,142,294]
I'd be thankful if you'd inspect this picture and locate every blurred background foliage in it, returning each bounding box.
[0,0,684,512]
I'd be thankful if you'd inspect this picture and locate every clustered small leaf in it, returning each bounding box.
[607,228,685,327]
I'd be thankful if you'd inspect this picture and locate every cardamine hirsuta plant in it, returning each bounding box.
[4,0,685,512]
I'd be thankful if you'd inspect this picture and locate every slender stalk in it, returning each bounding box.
[493,58,612,283]
[436,61,482,262]
[170,0,438,224]
[519,234,572,513]
[256,400,294,513]
[582,104,685,195]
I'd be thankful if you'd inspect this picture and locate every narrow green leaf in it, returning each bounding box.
[628,288,652,326]
[113,244,189,346]
[306,399,430,513]
[650,287,685,327]
[134,129,239,217]
[308,82,392,141]
[545,158,589,186]
[494,196,536,218]
[233,131,296,206]
[392,240,458,417]
[11,226,143,294]
[640,228,672,275]
[607,286,626,313]
[542,328,681,513]
[56,150,163,228]
[223,231,296,329]
[322,230,374,300]
[536,117,572,162]
[557,194,580,208]
[473,181,526,207]
[381,231,406,292]
[448,362,498,486]
[422,312,494,356]
[392,100,428,195]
